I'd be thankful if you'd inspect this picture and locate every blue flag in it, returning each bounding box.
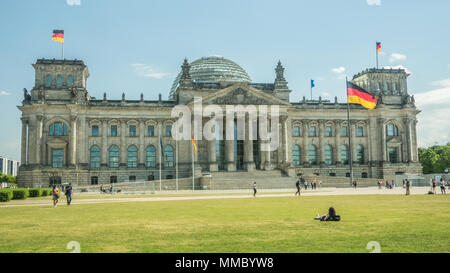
[311,79,315,88]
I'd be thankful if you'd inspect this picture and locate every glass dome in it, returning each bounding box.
[170,56,251,98]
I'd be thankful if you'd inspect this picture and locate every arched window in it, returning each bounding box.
[109,145,119,168]
[356,145,365,164]
[292,145,301,166]
[67,75,74,85]
[164,145,174,167]
[308,145,317,165]
[127,145,138,167]
[384,82,389,91]
[325,145,333,165]
[386,124,399,136]
[90,145,100,168]
[56,75,63,87]
[49,122,68,136]
[341,145,349,164]
[45,74,52,87]
[146,145,156,167]
[376,82,381,90]
[393,82,398,91]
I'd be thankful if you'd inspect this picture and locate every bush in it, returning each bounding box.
[0,189,13,202]
[28,188,43,197]
[41,189,52,196]
[12,189,29,200]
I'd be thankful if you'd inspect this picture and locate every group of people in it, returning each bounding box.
[429,178,448,194]
[51,183,73,207]
[377,180,396,189]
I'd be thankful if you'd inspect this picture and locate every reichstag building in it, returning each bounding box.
[17,56,422,187]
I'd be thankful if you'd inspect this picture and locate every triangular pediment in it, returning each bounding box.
[46,137,69,145]
[386,137,402,144]
[192,83,291,106]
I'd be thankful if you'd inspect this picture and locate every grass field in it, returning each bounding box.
[1,194,449,253]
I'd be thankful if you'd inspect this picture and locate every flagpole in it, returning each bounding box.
[310,79,313,100]
[192,142,195,191]
[176,140,178,192]
[159,151,162,192]
[62,42,64,60]
[346,77,354,187]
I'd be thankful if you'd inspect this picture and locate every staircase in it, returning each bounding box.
[202,170,297,190]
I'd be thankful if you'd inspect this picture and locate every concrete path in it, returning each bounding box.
[0,186,445,208]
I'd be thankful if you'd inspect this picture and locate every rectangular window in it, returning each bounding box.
[293,126,300,137]
[111,125,118,137]
[309,126,317,137]
[52,149,64,168]
[129,176,136,182]
[165,125,172,137]
[148,125,155,136]
[341,126,348,137]
[129,125,137,137]
[92,125,99,137]
[388,147,398,163]
[91,176,98,185]
[110,176,117,184]
[325,126,332,137]
[357,126,364,137]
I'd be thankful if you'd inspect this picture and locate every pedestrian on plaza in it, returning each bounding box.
[52,185,60,207]
[353,180,357,189]
[304,180,308,190]
[253,181,257,197]
[385,180,389,189]
[318,180,322,189]
[432,179,437,194]
[295,178,301,196]
[402,179,405,188]
[440,178,446,194]
[405,179,410,195]
[65,183,73,206]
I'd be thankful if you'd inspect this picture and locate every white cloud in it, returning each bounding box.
[383,65,412,75]
[389,53,407,63]
[66,0,81,5]
[414,79,450,147]
[331,67,346,80]
[366,0,381,6]
[131,63,171,79]
[0,91,11,96]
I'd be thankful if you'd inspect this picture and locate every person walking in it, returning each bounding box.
[304,180,308,190]
[405,179,410,195]
[65,183,73,206]
[432,179,437,194]
[402,179,406,188]
[440,178,446,194]
[295,178,301,196]
[353,180,357,189]
[52,185,60,207]
[253,181,257,197]
[318,180,322,189]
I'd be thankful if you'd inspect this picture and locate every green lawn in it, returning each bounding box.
[0,194,449,253]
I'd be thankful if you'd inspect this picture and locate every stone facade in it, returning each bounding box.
[17,57,422,187]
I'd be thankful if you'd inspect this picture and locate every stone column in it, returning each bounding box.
[378,118,386,162]
[335,121,341,164]
[225,139,235,171]
[263,118,273,170]
[21,118,28,165]
[244,114,255,171]
[318,120,324,164]
[285,117,292,164]
[412,119,418,162]
[120,119,127,166]
[302,121,309,165]
[101,119,108,166]
[157,120,163,168]
[139,119,145,167]
[35,115,44,165]
[208,139,218,171]
[350,122,357,164]
[404,117,413,163]
[69,116,77,166]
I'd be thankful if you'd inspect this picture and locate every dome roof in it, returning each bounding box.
[170,56,251,97]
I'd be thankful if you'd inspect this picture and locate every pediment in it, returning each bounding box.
[46,137,69,145]
[195,83,291,106]
[386,136,402,144]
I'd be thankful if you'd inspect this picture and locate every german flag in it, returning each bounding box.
[191,136,197,153]
[52,30,64,43]
[347,81,377,110]
[376,42,381,53]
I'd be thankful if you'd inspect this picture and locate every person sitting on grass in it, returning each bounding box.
[314,207,340,221]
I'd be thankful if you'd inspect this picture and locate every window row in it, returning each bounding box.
[89,145,174,168]
[292,144,365,166]
[292,125,365,137]
[45,74,74,87]
[91,125,172,137]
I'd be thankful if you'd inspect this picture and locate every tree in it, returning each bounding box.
[419,144,450,174]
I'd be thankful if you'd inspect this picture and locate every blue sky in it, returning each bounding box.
[0,0,449,160]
